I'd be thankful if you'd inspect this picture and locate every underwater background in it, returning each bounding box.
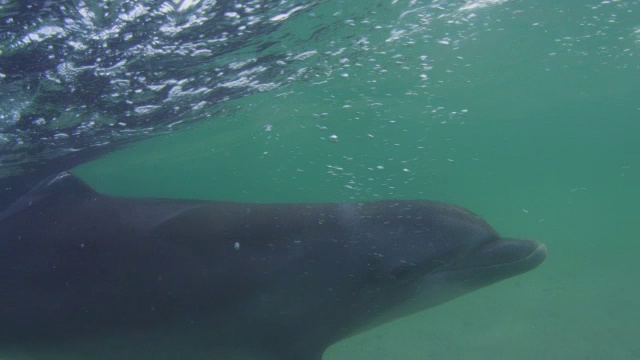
[1,0,639,358]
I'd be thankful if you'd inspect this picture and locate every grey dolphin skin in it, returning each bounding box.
[0,172,546,360]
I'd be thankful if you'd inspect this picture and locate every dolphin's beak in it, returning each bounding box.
[471,238,547,272]
[445,238,547,282]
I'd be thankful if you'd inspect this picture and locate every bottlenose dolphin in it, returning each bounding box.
[0,172,546,359]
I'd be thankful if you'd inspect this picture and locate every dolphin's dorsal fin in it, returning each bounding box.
[0,171,96,221]
[33,171,97,196]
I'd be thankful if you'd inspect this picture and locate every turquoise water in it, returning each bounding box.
[3,0,639,358]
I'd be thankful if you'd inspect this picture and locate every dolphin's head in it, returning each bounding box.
[343,200,547,334]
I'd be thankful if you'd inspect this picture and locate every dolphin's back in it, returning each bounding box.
[0,173,350,357]
[0,173,212,342]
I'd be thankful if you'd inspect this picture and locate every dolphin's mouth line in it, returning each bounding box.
[474,242,547,269]
[429,242,547,274]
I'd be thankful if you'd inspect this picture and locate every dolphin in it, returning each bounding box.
[0,172,546,359]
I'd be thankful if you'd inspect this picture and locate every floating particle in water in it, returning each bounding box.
[569,187,588,192]
[264,124,272,132]
[234,242,240,250]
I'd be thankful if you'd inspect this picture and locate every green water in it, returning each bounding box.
[71,1,639,359]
